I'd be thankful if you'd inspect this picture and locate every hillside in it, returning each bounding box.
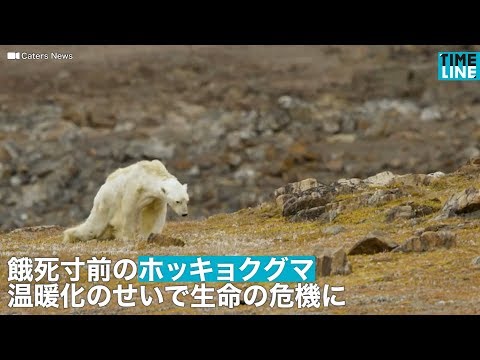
[2,160,480,314]
[2,45,480,231]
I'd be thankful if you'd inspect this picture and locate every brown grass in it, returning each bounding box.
[1,173,480,314]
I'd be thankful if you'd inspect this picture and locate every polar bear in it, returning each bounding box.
[63,159,189,243]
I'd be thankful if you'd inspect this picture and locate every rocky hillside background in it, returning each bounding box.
[1,45,480,231]
[2,162,480,314]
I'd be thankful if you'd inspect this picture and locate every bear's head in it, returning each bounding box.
[161,178,190,217]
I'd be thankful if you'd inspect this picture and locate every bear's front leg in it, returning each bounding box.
[150,202,167,237]
[116,186,142,242]
[118,210,139,242]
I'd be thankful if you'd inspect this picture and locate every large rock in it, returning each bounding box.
[314,247,352,277]
[282,192,331,217]
[348,235,398,255]
[364,171,396,187]
[385,203,435,222]
[367,188,404,206]
[4,46,480,234]
[278,181,338,221]
[335,178,363,189]
[289,205,326,221]
[389,172,445,187]
[274,178,318,197]
[275,194,294,210]
[394,231,456,253]
[291,207,339,223]
[438,187,480,219]
[393,174,427,187]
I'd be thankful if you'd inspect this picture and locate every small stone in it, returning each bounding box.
[278,95,294,109]
[10,175,22,187]
[427,171,445,179]
[227,153,242,167]
[314,247,352,277]
[322,225,346,236]
[326,134,357,144]
[472,256,480,267]
[420,107,442,122]
[186,165,200,176]
[322,119,341,134]
[348,235,398,255]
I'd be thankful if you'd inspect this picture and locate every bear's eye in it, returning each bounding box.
[176,201,180,204]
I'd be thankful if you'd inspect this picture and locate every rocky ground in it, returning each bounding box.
[1,161,480,314]
[2,45,480,314]
[2,45,480,230]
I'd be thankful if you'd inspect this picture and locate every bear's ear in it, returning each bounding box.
[183,184,188,191]
[161,187,166,194]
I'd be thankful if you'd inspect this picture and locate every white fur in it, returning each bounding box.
[63,160,189,243]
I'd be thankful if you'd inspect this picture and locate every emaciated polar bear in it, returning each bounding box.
[63,160,189,243]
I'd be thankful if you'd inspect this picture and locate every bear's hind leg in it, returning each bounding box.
[64,198,114,243]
